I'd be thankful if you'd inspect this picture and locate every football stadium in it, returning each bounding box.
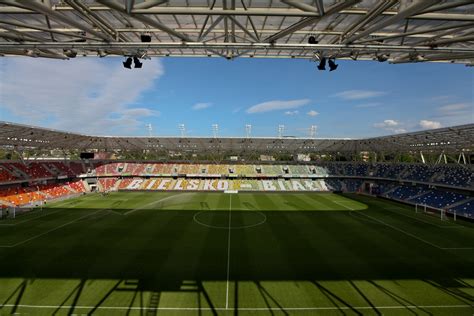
[0,0,474,315]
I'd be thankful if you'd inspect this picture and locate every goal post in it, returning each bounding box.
[415,203,427,214]
[415,204,455,221]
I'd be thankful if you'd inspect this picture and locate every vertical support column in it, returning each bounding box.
[420,151,425,164]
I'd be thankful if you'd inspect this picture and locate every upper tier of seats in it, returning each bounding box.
[0,161,472,189]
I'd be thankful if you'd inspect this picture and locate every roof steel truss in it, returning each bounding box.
[0,0,472,64]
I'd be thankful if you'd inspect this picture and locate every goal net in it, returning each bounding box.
[415,204,455,221]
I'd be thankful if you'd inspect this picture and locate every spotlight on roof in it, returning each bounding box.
[97,50,107,58]
[63,49,77,58]
[328,58,338,71]
[123,57,132,69]
[140,34,151,42]
[133,57,143,68]
[308,36,318,44]
[317,57,326,70]
[376,54,389,62]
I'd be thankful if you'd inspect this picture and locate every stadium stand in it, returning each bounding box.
[408,190,468,209]
[0,161,472,218]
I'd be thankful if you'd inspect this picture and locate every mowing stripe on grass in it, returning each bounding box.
[123,193,190,215]
[384,208,459,228]
[0,303,471,312]
[0,209,66,227]
[0,208,108,248]
[225,193,232,310]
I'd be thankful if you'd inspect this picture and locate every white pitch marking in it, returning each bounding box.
[0,303,471,311]
[123,193,194,215]
[357,211,444,249]
[332,199,355,211]
[0,209,65,227]
[0,208,108,248]
[383,208,458,228]
[225,194,232,310]
[335,198,474,251]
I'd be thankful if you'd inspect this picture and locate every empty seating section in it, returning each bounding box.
[288,165,309,175]
[235,165,256,175]
[0,161,471,188]
[409,190,467,209]
[325,179,342,191]
[0,180,86,206]
[0,187,43,205]
[69,162,85,175]
[45,162,74,176]
[385,185,427,200]
[99,178,119,191]
[0,161,472,215]
[39,183,71,198]
[0,166,17,182]
[6,162,53,179]
[344,180,363,192]
[449,200,473,219]
[68,180,86,193]
[131,163,147,175]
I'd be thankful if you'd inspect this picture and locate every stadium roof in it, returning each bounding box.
[0,0,473,64]
[0,121,472,154]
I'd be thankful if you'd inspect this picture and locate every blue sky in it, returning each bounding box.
[0,57,472,138]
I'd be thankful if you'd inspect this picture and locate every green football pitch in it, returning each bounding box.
[0,191,473,315]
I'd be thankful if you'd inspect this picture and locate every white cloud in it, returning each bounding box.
[374,119,406,134]
[333,90,386,100]
[0,57,164,135]
[354,102,381,108]
[192,102,212,110]
[431,102,473,126]
[246,99,311,113]
[307,110,319,117]
[438,103,470,115]
[374,119,399,128]
[393,128,407,134]
[419,120,442,129]
[284,110,299,115]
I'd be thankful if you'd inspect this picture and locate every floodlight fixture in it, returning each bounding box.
[133,57,143,68]
[123,57,132,69]
[328,58,338,71]
[317,57,326,70]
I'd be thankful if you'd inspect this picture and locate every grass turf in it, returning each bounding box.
[0,191,473,315]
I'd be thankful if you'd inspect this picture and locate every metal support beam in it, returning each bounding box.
[264,0,360,43]
[344,0,442,43]
[2,41,472,54]
[199,15,225,41]
[1,6,474,22]
[126,0,135,14]
[315,0,325,16]
[418,0,474,14]
[356,21,474,44]
[281,0,319,14]
[96,0,192,41]
[428,33,474,46]
[339,0,398,44]
[227,16,258,42]
[64,0,122,41]
[134,0,168,10]
[0,0,111,41]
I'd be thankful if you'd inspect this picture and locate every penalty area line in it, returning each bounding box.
[0,304,471,311]
[0,208,108,248]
